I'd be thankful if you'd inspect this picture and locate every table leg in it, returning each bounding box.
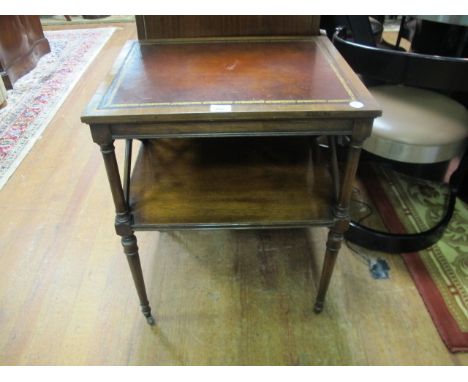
[328,136,340,202]
[99,141,155,325]
[122,139,133,208]
[122,234,155,325]
[314,126,368,313]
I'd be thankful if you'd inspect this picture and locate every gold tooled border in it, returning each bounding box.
[99,37,356,110]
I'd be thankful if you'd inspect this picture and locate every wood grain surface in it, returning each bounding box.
[0,16,51,88]
[130,137,334,229]
[135,16,321,40]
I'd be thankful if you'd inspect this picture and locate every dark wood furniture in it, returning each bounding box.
[135,15,320,40]
[81,36,381,324]
[0,16,51,89]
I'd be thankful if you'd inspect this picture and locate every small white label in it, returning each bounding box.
[210,104,232,112]
[349,101,364,109]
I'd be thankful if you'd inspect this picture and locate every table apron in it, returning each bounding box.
[105,118,355,139]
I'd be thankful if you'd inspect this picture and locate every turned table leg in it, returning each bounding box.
[122,234,155,325]
[97,137,155,325]
[314,122,370,313]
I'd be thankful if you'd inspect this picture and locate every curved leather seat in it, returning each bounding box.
[332,26,468,253]
[365,85,468,163]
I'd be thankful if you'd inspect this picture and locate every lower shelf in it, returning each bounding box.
[129,137,334,230]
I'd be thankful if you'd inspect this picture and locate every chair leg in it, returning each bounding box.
[121,234,155,325]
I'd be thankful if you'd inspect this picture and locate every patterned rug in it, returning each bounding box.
[357,165,468,352]
[0,27,115,190]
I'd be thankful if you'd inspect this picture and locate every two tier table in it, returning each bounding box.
[81,36,381,324]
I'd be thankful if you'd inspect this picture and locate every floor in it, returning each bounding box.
[0,22,467,365]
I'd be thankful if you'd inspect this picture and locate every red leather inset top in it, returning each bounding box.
[105,40,352,107]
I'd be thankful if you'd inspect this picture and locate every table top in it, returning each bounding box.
[81,36,380,125]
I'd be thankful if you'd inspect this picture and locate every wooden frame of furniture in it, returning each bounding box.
[81,35,381,324]
[135,15,321,39]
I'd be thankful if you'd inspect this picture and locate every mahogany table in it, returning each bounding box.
[81,36,381,325]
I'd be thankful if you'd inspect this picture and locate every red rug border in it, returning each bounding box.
[362,166,468,352]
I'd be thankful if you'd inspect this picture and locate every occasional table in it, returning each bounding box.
[81,36,381,324]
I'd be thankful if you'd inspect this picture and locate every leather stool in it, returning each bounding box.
[365,85,468,164]
[332,25,468,253]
